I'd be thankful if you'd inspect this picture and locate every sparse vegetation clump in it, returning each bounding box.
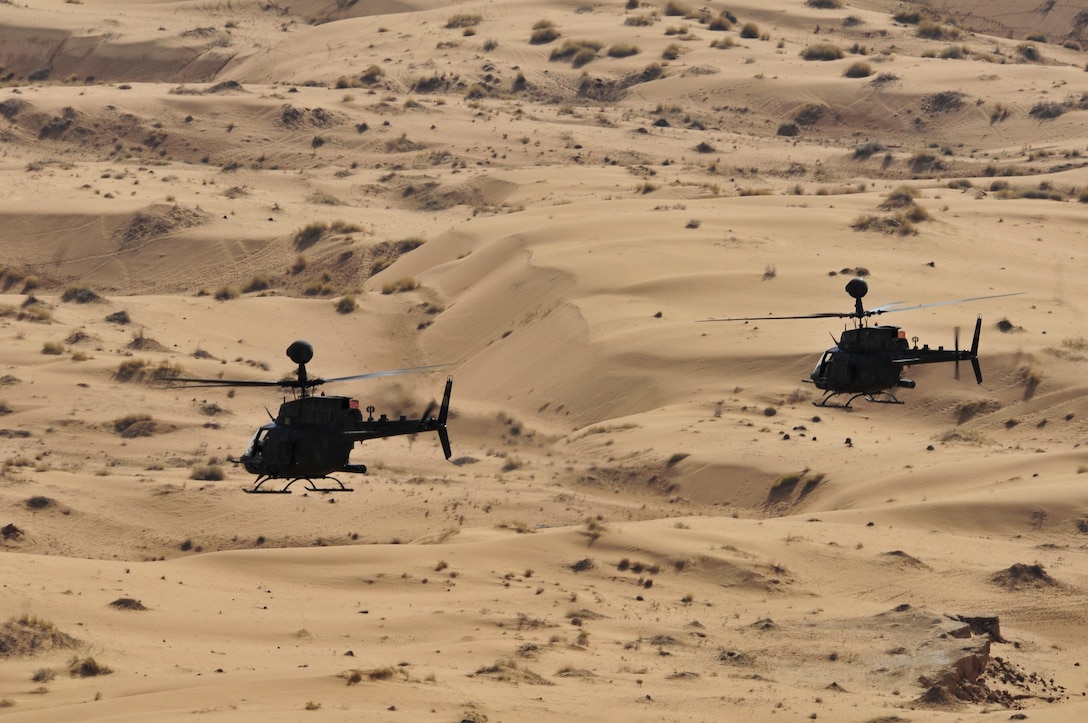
[214,286,238,301]
[113,359,183,384]
[190,465,225,481]
[663,0,690,16]
[739,22,760,39]
[793,102,826,126]
[381,277,418,294]
[529,20,560,44]
[806,0,842,6]
[550,39,603,67]
[60,285,101,304]
[892,9,921,24]
[801,43,843,61]
[446,12,481,28]
[1,616,79,656]
[112,413,158,438]
[242,274,273,293]
[844,60,872,78]
[294,221,328,249]
[1029,101,1064,120]
[69,656,111,678]
[335,295,357,314]
[607,43,640,58]
[917,20,959,40]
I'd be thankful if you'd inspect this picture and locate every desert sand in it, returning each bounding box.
[2,0,1088,719]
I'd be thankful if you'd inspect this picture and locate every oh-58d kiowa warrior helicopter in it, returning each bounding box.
[168,340,452,493]
[700,277,1020,408]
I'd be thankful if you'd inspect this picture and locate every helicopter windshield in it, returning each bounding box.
[243,425,272,460]
[813,350,835,377]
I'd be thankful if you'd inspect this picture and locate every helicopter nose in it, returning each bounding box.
[287,340,315,364]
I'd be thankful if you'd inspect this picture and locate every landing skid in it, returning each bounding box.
[244,475,354,494]
[814,391,904,408]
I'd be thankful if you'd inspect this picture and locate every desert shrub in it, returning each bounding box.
[69,657,111,678]
[739,22,760,39]
[661,42,681,60]
[112,414,157,437]
[880,185,918,209]
[917,21,958,40]
[852,140,885,159]
[360,65,383,84]
[1029,101,1063,120]
[851,214,917,235]
[892,9,920,23]
[801,43,843,60]
[549,39,602,62]
[695,141,715,153]
[776,122,799,136]
[381,278,418,294]
[60,286,101,304]
[1017,43,1041,61]
[806,0,842,7]
[844,60,872,77]
[293,221,328,249]
[607,43,640,58]
[571,47,597,67]
[446,13,481,28]
[25,496,55,510]
[663,0,690,16]
[41,341,65,355]
[242,274,272,293]
[213,286,237,301]
[707,15,731,31]
[624,14,657,26]
[794,102,826,125]
[939,44,967,59]
[530,20,560,44]
[710,36,735,49]
[335,295,357,314]
[32,668,55,683]
[190,465,225,481]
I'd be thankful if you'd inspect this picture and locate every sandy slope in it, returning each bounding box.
[2,0,1088,719]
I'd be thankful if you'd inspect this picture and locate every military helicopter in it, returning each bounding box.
[168,340,452,493]
[700,277,1019,407]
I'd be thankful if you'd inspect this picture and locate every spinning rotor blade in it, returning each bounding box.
[698,311,853,322]
[866,292,1022,317]
[319,363,452,385]
[164,377,294,388]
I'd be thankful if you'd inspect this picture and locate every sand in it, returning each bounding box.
[2,0,1088,719]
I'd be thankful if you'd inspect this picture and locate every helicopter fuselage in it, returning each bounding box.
[809,325,914,394]
[238,380,452,483]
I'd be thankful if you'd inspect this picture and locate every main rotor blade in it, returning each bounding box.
[866,292,1022,316]
[320,363,453,385]
[698,312,852,322]
[164,377,294,388]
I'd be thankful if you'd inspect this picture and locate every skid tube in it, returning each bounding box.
[814,390,904,408]
[243,475,354,494]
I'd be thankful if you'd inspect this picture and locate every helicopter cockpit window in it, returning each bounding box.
[814,351,834,377]
[244,428,269,459]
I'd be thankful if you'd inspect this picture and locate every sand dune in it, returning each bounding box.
[2,0,1088,719]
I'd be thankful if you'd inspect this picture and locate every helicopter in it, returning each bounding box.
[700,277,1019,408]
[168,340,452,493]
